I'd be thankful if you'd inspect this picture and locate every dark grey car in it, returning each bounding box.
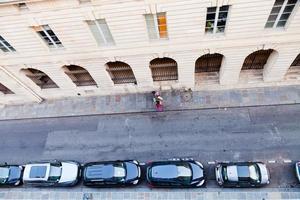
[146,160,205,188]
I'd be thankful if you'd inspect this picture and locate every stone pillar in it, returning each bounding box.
[263,47,300,82]
[173,52,199,90]
[219,48,250,85]
[125,55,153,88]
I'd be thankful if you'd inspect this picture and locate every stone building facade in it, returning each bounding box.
[0,0,299,104]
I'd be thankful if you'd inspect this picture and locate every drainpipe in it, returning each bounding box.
[0,66,43,103]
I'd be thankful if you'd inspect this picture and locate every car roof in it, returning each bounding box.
[23,163,50,181]
[85,164,115,179]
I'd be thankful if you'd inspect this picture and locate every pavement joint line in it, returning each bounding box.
[268,160,276,163]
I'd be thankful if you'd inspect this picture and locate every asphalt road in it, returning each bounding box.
[1,104,300,188]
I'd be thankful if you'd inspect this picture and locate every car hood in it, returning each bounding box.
[257,163,269,184]
[58,162,78,183]
[125,162,140,181]
[8,166,22,182]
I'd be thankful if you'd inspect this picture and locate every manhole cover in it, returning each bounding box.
[181,91,193,102]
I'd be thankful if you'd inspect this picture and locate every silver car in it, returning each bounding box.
[215,162,270,187]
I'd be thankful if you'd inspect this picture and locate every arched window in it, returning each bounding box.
[242,49,274,70]
[21,68,58,89]
[284,53,300,81]
[106,61,137,84]
[0,83,13,94]
[63,65,97,86]
[149,57,178,81]
[291,54,300,67]
[195,53,223,73]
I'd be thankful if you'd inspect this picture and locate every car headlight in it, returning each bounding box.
[196,179,205,187]
[14,181,20,186]
[132,160,139,165]
[195,161,204,168]
[132,179,139,185]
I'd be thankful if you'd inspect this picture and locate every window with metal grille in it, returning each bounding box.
[87,19,115,46]
[0,83,14,94]
[145,12,168,40]
[106,61,137,84]
[241,49,274,70]
[205,5,229,33]
[0,35,16,52]
[265,0,298,28]
[22,68,58,89]
[150,58,178,81]
[195,54,223,73]
[63,65,97,87]
[291,54,300,66]
[33,25,63,48]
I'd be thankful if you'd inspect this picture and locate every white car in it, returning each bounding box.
[215,162,270,187]
[23,160,80,187]
[295,161,300,182]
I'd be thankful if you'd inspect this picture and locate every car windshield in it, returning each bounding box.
[249,164,259,181]
[176,163,192,184]
[48,163,62,182]
[0,167,9,184]
[112,163,125,182]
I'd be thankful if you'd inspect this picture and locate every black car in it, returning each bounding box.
[215,162,270,187]
[0,164,23,186]
[146,160,205,188]
[83,160,141,187]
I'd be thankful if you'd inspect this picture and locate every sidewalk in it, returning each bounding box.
[1,188,300,200]
[0,85,299,120]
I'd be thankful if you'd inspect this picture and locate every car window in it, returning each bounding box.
[222,166,228,181]
[176,163,192,185]
[0,167,9,184]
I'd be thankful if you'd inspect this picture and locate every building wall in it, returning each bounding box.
[0,0,299,104]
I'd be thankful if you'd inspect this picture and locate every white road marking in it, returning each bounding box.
[208,161,216,164]
[268,160,276,163]
[283,160,292,163]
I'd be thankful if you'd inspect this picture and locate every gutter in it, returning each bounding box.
[0,66,43,102]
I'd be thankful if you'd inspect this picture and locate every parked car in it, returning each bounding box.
[83,160,141,187]
[295,161,300,182]
[215,162,270,187]
[0,164,23,186]
[146,160,205,188]
[22,160,80,187]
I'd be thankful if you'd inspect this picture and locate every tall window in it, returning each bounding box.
[0,35,16,52]
[145,13,168,40]
[265,0,298,28]
[22,68,58,89]
[291,54,300,66]
[150,58,178,81]
[87,19,115,46]
[241,49,274,70]
[195,54,224,73]
[34,25,63,48]
[106,61,137,84]
[63,65,97,87]
[205,5,229,33]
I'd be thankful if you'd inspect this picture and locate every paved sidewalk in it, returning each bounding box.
[1,189,300,200]
[0,85,299,120]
